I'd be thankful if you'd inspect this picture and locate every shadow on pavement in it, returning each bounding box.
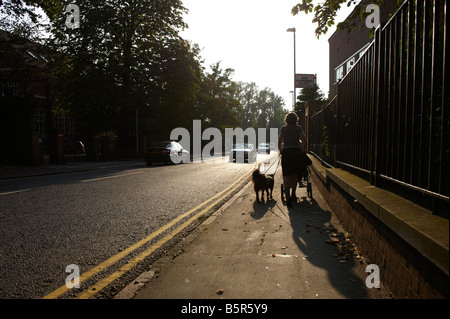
[251,198,276,220]
[286,196,370,299]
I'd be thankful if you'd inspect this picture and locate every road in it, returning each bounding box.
[0,153,276,299]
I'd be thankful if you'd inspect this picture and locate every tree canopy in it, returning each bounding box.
[291,0,387,38]
[295,84,326,114]
[1,0,288,148]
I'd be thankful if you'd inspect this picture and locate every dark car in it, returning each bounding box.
[144,141,189,166]
[64,141,85,154]
[229,143,257,163]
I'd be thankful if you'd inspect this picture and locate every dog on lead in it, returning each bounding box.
[251,169,274,203]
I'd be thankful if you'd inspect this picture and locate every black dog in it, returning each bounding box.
[266,174,274,200]
[252,169,274,202]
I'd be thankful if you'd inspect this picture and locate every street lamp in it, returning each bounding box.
[287,27,296,111]
[136,108,139,160]
[290,91,294,111]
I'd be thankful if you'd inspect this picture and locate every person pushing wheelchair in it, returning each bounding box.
[278,112,311,206]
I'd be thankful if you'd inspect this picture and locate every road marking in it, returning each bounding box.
[0,189,31,196]
[43,163,257,299]
[79,172,142,183]
[77,169,255,299]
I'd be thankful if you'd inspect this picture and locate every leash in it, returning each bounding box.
[260,153,281,176]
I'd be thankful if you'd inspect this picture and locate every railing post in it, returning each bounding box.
[372,24,384,186]
[334,84,340,169]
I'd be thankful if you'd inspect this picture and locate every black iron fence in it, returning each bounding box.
[309,0,448,209]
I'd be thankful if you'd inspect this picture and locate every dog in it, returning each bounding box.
[251,169,274,203]
[266,174,274,199]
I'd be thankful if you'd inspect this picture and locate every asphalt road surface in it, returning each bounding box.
[0,153,276,299]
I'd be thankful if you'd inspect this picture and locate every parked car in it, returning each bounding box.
[258,143,271,154]
[144,141,189,166]
[64,141,85,154]
[229,143,257,163]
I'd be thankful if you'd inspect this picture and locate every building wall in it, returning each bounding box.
[328,0,398,98]
[309,156,449,298]
[1,31,52,165]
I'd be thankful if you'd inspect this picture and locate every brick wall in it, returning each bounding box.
[310,167,449,299]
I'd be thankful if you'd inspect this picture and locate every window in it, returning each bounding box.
[346,57,356,73]
[56,113,65,131]
[335,66,344,83]
[1,81,19,96]
[334,43,371,84]
[35,110,46,136]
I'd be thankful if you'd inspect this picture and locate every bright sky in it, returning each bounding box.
[179,0,356,110]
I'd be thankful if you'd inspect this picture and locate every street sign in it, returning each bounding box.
[295,74,316,89]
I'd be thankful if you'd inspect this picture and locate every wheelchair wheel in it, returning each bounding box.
[307,181,313,199]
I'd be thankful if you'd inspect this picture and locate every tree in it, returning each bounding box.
[233,82,259,129]
[232,82,285,138]
[146,38,203,139]
[295,84,325,114]
[255,88,285,131]
[45,0,199,147]
[291,0,387,38]
[1,0,50,40]
[194,61,241,131]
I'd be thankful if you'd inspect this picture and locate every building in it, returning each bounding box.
[0,30,50,165]
[328,0,398,98]
[0,30,82,165]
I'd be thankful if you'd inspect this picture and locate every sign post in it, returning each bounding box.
[295,74,317,89]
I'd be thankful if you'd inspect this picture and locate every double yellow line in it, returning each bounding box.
[43,165,256,299]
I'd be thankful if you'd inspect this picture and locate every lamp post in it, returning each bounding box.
[136,108,139,160]
[287,27,296,111]
[290,91,294,111]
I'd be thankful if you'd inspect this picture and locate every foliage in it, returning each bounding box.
[0,0,61,41]
[233,81,259,129]
[194,61,241,132]
[233,82,285,131]
[2,0,289,147]
[291,0,386,38]
[295,84,325,114]
[43,0,198,144]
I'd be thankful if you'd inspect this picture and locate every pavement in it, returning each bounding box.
[116,158,393,300]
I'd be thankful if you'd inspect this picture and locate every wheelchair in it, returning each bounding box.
[280,161,312,202]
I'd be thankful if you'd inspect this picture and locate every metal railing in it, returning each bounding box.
[308,96,337,169]
[309,0,448,206]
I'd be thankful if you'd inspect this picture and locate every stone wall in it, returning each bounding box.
[309,156,449,298]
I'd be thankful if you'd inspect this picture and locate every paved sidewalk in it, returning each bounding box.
[121,163,392,300]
